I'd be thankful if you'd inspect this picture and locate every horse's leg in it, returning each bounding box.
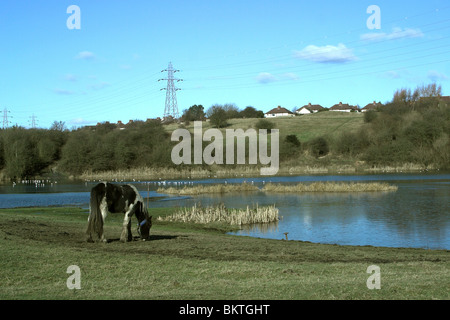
[120,206,136,242]
[99,198,108,243]
[126,219,132,242]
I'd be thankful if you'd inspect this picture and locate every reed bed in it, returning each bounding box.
[157,181,398,194]
[158,203,279,226]
[78,163,433,182]
[80,167,213,181]
[261,181,398,192]
[158,182,259,195]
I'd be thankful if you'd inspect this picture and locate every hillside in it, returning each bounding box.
[165,111,364,142]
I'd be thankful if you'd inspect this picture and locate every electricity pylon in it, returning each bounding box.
[1,108,11,129]
[159,62,182,119]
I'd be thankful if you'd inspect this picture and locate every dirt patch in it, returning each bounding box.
[0,218,82,244]
[0,217,183,259]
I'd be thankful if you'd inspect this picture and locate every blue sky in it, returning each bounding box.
[1,0,449,128]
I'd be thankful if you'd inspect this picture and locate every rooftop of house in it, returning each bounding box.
[300,103,324,111]
[265,106,293,114]
[330,102,357,110]
[362,101,383,109]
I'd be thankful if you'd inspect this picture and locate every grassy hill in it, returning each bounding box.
[164,112,364,143]
[153,112,368,177]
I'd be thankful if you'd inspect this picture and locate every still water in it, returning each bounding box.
[1,173,449,249]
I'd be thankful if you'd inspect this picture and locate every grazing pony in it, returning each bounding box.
[86,182,152,243]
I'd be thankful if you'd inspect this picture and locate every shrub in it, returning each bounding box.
[335,131,369,156]
[309,137,329,158]
[208,106,228,128]
[254,119,275,131]
[364,110,378,123]
[285,135,301,147]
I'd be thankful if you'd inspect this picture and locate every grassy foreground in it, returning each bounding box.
[0,206,448,300]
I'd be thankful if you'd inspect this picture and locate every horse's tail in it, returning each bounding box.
[86,183,105,242]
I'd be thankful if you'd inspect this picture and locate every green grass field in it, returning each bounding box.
[1,206,448,300]
[165,112,364,142]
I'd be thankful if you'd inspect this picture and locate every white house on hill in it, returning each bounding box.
[330,102,358,112]
[265,106,294,118]
[296,103,324,114]
[361,101,382,112]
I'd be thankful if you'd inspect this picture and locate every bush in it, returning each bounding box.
[208,106,228,128]
[285,135,301,147]
[364,110,378,123]
[335,131,369,156]
[280,135,302,161]
[254,119,275,131]
[404,120,442,146]
[240,106,264,118]
[309,137,329,158]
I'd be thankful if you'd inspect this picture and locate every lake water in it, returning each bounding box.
[1,173,449,250]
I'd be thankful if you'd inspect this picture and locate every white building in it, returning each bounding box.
[296,103,324,114]
[265,106,294,118]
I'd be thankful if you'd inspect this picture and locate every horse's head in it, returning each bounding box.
[135,201,152,241]
[138,215,152,241]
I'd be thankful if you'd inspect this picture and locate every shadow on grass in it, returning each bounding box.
[106,234,179,243]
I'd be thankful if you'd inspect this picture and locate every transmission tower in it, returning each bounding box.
[159,62,183,119]
[1,108,11,129]
[29,114,38,129]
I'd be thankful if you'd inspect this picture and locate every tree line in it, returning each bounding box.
[0,120,175,180]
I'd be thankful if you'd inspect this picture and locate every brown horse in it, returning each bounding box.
[86,182,152,243]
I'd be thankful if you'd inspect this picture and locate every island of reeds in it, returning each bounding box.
[157,203,279,226]
[261,181,398,192]
[157,182,259,195]
[157,181,398,195]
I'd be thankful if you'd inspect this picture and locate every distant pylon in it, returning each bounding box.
[159,62,183,119]
[29,114,38,129]
[1,108,11,129]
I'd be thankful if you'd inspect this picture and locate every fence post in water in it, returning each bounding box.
[147,182,150,209]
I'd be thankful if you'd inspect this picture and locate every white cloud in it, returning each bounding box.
[256,72,277,84]
[75,51,96,60]
[294,43,357,63]
[360,27,424,42]
[428,70,448,82]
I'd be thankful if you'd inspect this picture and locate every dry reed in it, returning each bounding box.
[158,203,279,226]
